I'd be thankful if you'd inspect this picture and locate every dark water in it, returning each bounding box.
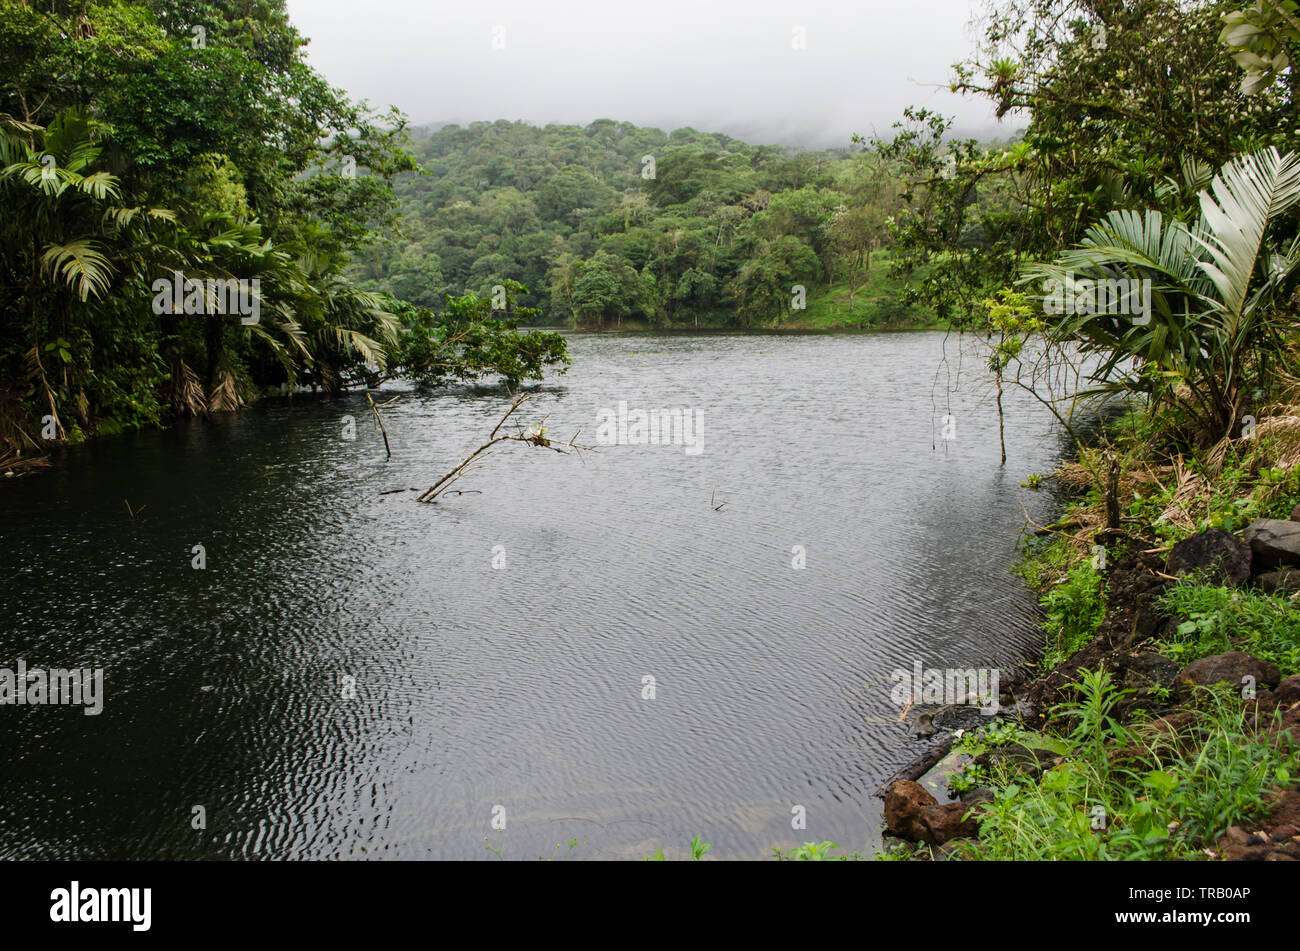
[0,332,1065,860]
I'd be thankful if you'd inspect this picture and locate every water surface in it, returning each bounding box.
[0,332,1064,859]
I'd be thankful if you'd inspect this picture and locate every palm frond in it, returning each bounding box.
[41,239,113,300]
[1194,147,1300,332]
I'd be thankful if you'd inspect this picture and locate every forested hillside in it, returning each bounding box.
[352,120,937,329]
[0,0,569,463]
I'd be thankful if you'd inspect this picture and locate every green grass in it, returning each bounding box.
[950,669,1298,860]
[772,841,866,861]
[1154,583,1300,675]
[778,252,944,331]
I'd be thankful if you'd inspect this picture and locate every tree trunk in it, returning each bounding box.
[204,314,224,390]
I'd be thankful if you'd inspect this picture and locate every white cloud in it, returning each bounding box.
[286,0,1004,147]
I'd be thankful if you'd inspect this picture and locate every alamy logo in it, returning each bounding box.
[0,660,103,715]
[50,882,150,931]
[151,270,261,325]
[1042,275,1151,325]
[595,401,704,456]
[890,661,1000,714]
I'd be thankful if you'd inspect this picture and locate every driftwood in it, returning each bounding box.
[874,735,957,799]
[416,394,594,503]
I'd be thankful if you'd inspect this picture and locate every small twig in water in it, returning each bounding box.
[417,394,594,503]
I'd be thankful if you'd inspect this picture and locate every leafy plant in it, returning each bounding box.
[773,841,863,861]
[1024,147,1300,447]
[1040,560,1106,667]
[1156,583,1300,674]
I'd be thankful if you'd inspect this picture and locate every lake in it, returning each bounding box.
[0,331,1066,860]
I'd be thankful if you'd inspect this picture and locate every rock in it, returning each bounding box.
[1122,653,1182,691]
[883,780,981,845]
[972,744,1058,781]
[883,780,938,841]
[932,704,994,733]
[1027,642,1185,722]
[1244,519,1300,568]
[1272,675,1300,707]
[1256,568,1300,596]
[1177,651,1281,695]
[1222,825,1252,847]
[1290,504,1300,522]
[1166,529,1252,586]
[1114,653,1184,718]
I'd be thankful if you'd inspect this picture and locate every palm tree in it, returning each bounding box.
[1024,147,1300,445]
[1,109,174,437]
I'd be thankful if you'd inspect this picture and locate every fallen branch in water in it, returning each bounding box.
[365,392,397,461]
[416,394,593,503]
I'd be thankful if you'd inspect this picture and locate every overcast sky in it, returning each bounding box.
[285,0,1008,149]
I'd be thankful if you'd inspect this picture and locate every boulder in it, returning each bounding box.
[932,704,995,733]
[1166,529,1252,587]
[1256,675,1300,717]
[1256,568,1300,597]
[1177,651,1281,696]
[1243,519,1300,569]
[973,744,1059,782]
[883,780,981,845]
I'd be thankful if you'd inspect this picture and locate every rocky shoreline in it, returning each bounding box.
[878,509,1300,860]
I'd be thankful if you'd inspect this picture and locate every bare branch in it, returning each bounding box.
[417,395,595,503]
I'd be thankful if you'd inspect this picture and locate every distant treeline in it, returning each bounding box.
[352,120,988,329]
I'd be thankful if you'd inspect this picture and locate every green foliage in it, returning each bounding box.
[643,836,712,861]
[956,674,1298,860]
[1116,425,1300,543]
[872,108,1031,329]
[772,841,863,861]
[1040,560,1107,668]
[949,720,1070,795]
[483,833,585,861]
[1155,584,1300,674]
[1220,0,1300,95]
[0,0,564,450]
[358,120,932,330]
[689,835,711,861]
[393,280,569,391]
[1025,147,1300,446]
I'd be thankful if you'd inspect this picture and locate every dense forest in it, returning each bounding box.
[9,0,1296,457]
[0,0,568,465]
[351,120,929,329]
